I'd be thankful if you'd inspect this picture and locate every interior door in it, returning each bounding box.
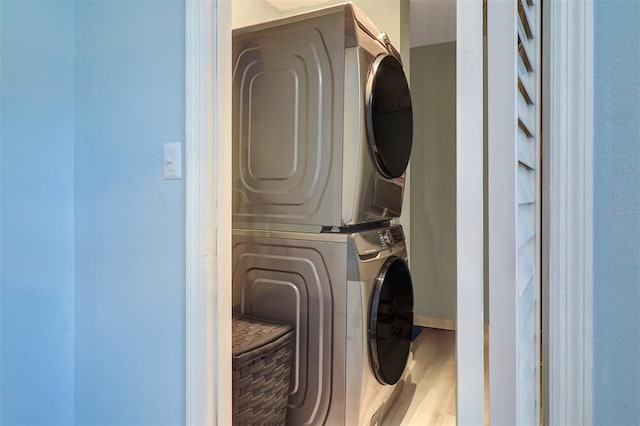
[488,0,542,424]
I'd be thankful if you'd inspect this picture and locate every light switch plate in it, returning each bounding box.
[163,142,182,179]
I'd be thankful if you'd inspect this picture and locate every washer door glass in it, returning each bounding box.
[366,54,413,179]
[369,256,414,385]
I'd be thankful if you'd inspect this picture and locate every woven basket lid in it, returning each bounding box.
[232,313,293,356]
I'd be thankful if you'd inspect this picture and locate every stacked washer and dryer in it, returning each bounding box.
[232,4,414,425]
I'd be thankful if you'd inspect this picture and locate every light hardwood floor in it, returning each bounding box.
[382,327,490,426]
[382,328,457,426]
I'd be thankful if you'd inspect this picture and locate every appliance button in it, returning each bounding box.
[382,230,394,246]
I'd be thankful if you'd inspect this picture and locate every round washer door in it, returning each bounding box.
[369,256,414,385]
[366,54,413,179]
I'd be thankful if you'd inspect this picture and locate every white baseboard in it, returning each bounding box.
[414,316,456,331]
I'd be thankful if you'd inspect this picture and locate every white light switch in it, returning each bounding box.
[163,142,182,179]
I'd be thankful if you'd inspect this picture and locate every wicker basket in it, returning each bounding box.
[232,313,294,426]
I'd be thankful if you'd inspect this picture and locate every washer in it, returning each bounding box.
[232,3,413,230]
[232,225,414,425]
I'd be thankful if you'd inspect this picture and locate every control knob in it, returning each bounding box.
[382,230,395,246]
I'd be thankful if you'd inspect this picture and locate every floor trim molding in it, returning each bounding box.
[415,316,456,331]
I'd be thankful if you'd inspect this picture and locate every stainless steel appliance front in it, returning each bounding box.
[232,225,414,425]
[232,3,412,230]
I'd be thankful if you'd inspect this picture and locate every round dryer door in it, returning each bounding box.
[369,256,414,385]
[366,54,413,179]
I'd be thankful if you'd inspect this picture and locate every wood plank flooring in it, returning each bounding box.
[382,327,490,426]
[382,328,457,426]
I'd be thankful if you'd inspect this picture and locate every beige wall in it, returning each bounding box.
[232,0,408,58]
[409,42,457,322]
[232,0,282,27]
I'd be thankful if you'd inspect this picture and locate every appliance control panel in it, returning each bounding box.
[377,226,404,249]
[352,225,405,258]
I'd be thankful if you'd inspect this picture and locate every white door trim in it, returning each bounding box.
[543,1,594,424]
[185,0,232,425]
[455,1,485,424]
[487,0,520,423]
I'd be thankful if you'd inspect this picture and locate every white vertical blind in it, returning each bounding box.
[488,0,541,424]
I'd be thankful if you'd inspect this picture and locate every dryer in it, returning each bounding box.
[232,225,414,425]
[232,3,413,230]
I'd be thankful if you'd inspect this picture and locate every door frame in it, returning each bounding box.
[185,0,232,425]
[542,1,594,424]
[183,0,594,424]
[455,0,485,424]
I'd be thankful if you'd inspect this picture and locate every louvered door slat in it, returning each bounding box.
[518,113,535,138]
[518,117,534,138]
[515,0,540,424]
[519,275,535,315]
[489,0,541,422]
[518,166,535,204]
[518,203,535,246]
[518,90,536,135]
[518,55,535,92]
[518,73,535,105]
[518,0,534,38]
[518,127,535,169]
[517,26,534,71]
[517,238,536,293]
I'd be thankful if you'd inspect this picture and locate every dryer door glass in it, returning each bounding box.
[366,54,413,179]
[369,256,414,385]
